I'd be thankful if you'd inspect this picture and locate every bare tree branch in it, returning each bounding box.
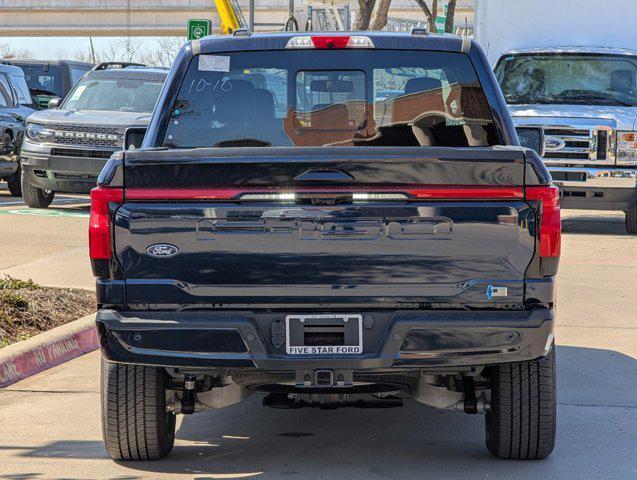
[413,0,436,32]
[0,42,32,60]
[138,37,186,67]
[370,0,393,30]
[70,37,185,67]
[354,0,377,30]
[445,0,457,33]
[73,48,96,63]
[432,0,439,31]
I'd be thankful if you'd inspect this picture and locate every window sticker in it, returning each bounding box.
[199,55,230,72]
[69,85,87,101]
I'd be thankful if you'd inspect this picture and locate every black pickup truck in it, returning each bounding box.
[92,32,561,462]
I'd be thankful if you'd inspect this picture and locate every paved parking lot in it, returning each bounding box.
[0,184,636,479]
[0,187,92,290]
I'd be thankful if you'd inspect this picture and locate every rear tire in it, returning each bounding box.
[101,359,176,461]
[6,164,21,196]
[21,175,54,208]
[626,205,637,234]
[485,344,556,460]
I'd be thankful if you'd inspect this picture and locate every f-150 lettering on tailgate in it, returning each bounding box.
[196,216,453,240]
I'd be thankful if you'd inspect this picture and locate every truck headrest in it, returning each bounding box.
[610,69,635,94]
[254,88,275,120]
[404,77,443,95]
[213,80,256,124]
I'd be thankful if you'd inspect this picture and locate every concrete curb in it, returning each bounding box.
[0,313,98,387]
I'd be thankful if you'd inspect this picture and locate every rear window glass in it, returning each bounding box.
[11,75,33,106]
[0,75,13,107]
[19,64,63,97]
[70,66,90,86]
[64,77,164,113]
[295,70,366,130]
[163,50,497,148]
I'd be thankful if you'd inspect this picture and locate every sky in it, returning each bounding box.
[0,37,162,60]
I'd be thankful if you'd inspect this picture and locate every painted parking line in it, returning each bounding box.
[0,208,89,218]
[0,197,89,208]
[0,198,90,211]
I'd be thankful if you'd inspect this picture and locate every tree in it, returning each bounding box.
[412,0,457,33]
[112,38,144,63]
[139,37,185,67]
[70,37,185,68]
[445,0,457,33]
[0,42,32,60]
[354,0,376,30]
[413,0,438,33]
[370,0,392,30]
[73,48,95,64]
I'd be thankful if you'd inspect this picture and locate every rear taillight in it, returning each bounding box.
[526,186,561,259]
[408,186,523,200]
[286,35,375,49]
[89,186,123,260]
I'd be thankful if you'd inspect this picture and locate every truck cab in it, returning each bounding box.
[494,47,637,232]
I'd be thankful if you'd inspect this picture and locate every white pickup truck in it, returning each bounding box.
[475,0,637,233]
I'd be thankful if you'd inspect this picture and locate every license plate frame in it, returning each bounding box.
[285,314,363,355]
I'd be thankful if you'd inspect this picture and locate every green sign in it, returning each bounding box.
[188,19,212,41]
[435,3,452,33]
[435,16,446,33]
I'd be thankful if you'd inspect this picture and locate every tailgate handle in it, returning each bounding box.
[293,168,354,182]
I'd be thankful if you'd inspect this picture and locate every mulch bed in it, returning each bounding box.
[0,277,95,348]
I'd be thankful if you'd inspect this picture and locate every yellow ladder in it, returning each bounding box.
[213,0,246,34]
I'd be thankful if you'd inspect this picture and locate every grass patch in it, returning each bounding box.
[0,276,94,348]
[0,277,38,290]
[0,291,29,309]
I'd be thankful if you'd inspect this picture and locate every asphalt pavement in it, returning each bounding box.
[0,187,93,290]
[0,184,636,479]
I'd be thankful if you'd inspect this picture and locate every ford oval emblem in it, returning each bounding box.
[544,136,566,151]
[146,243,179,258]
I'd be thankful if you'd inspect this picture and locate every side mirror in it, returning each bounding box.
[124,127,148,150]
[47,97,62,109]
[516,126,545,157]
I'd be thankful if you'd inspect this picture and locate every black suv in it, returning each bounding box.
[20,63,168,208]
[0,63,37,196]
[6,60,92,109]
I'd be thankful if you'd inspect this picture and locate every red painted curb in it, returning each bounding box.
[0,326,99,388]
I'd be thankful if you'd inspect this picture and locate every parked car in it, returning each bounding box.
[5,60,93,109]
[20,62,168,208]
[92,32,560,462]
[475,0,637,233]
[0,63,37,196]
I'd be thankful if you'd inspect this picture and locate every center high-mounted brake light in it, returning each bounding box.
[89,186,123,260]
[285,35,375,49]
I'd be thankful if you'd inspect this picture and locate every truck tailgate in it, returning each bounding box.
[114,147,540,309]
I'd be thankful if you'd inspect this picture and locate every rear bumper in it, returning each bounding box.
[0,160,18,178]
[548,166,637,211]
[20,142,112,193]
[97,309,554,371]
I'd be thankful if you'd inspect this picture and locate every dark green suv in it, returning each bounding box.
[5,60,93,109]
